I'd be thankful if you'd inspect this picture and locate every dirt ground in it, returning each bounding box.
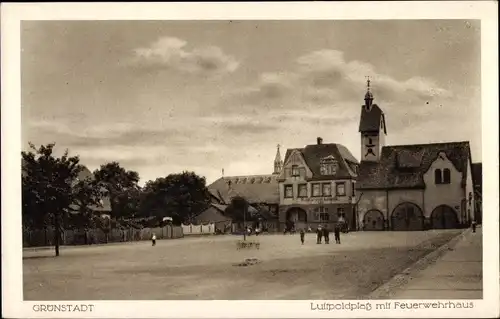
[23,229,463,300]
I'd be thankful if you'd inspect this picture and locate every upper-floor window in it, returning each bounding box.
[336,182,346,196]
[352,182,356,197]
[298,184,308,198]
[322,183,331,196]
[312,183,321,197]
[368,138,373,145]
[284,185,293,198]
[434,169,442,184]
[443,168,451,184]
[435,168,451,185]
[291,165,299,177]
[314,207,329,221]
[320,156,338,175]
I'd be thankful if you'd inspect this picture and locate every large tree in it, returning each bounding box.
[21,143,90,256]
[139,171,211,224]
[93,162,140,219]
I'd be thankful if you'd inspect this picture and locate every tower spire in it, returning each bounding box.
[364,76,374,110]
[273,144,283,175]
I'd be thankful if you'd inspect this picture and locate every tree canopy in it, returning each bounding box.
[140,171,211,224]
[93,162,141,218]
[21,143,96,256]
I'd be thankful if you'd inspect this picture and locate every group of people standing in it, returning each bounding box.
[298,224,342,245]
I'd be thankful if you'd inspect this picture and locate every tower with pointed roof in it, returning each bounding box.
[358,77,387,162]
[273,144,283,175]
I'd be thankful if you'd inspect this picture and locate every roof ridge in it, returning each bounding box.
[223,174,275,178]
[384,141,470,148]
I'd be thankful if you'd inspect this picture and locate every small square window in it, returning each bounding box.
[284,185,293,198]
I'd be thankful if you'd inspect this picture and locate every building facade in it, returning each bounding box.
[277,138,359,231]
[355,83,476,231]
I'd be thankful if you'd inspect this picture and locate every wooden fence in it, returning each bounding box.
[23,225,183,247]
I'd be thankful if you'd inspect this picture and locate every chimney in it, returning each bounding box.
[317,137,323,145]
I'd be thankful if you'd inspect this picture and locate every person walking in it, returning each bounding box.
[316,225,323,244]
[334,223,341,244]
[471,220,477,233]
[323,225,330,244]
[151,233,157,246]
[299,228,305,245]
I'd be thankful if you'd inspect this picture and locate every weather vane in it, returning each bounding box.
[365,76,371,91]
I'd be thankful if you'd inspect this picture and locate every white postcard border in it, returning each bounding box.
[1,2,498,318]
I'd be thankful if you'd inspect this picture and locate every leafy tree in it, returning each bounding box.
[68,178,104,243]
[93,162,140,218]
[21,143,86,256]
[139,171,211,224]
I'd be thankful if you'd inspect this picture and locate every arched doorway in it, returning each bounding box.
[391,202,424,231]
[286,207,307,231]
[363,209,385,231]
[431,205,459,229]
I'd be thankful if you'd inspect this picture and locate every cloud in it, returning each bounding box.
[26,121,194,149]
[128,36,239,77]
[218,49,454,134]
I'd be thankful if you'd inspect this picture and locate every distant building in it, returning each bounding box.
[471,162,482,224]
[207,147,282,223]
[356,81,476,231]
[277,138,359,231]
[194,203,232,232]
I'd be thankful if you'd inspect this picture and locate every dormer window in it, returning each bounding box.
[291,165,299,177]
[320,155,338,175]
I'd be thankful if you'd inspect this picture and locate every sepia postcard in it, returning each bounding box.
[1,2,499,318]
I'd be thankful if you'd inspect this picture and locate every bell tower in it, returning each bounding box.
[358,77,387,162]
[273,144,283,174]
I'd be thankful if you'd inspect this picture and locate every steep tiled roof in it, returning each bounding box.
[283,143,359,180]
[358,104,387,134]
[357,141,472,190]
[208,174,280,204]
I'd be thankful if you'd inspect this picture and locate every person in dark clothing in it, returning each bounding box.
[323,226,330,244]
[472,220,477,233]
[334,224,341,244]
[299,228,305,245]
[316,226,323,244]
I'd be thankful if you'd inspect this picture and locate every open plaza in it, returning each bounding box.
[23,228,482,300]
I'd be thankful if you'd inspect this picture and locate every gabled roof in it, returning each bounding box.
[357,141,472,190]
[358,104,387,134]
[195,204,232,224]
[283,143,359,180]
[208,174,280,204]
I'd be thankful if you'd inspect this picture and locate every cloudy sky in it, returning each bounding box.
[21,20,481,185]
